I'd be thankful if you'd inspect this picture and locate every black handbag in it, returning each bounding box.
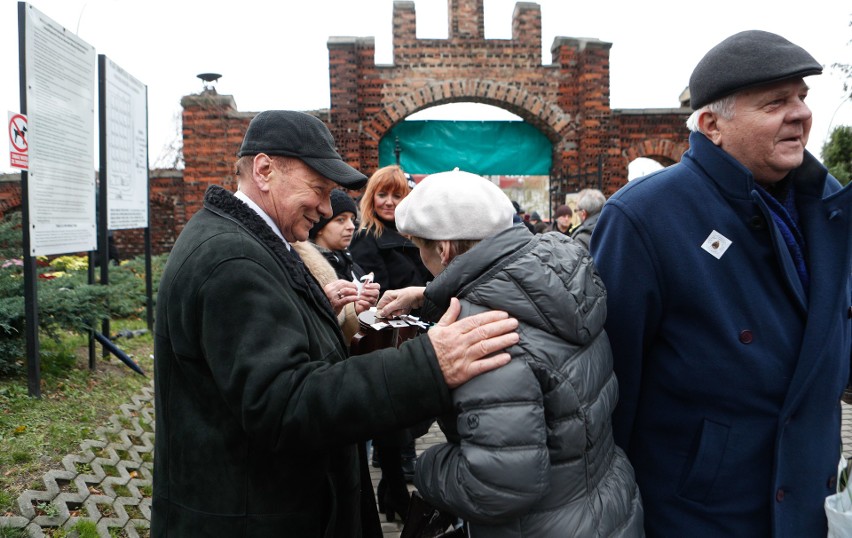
[400,491,466,538]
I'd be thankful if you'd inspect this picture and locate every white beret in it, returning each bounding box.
[395,169,515,240]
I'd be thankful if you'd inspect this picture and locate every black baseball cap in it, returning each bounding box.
[238,110,367,189]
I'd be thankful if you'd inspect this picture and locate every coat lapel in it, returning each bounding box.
[779,174,852,413]
[203,186,344,344]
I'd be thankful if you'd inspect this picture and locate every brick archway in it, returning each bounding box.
[362,80,572,144]
[623,138,687,169]
[327,0,691,200]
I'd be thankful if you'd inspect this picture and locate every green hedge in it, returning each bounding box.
[0,212,166,376]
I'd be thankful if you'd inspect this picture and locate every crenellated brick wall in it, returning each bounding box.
[326,0,689,200]
[1,0,690,258]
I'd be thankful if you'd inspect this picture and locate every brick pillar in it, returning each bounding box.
[575,39,614,191]
[393,1,417,62]
[179,90,242,226]
[512,2,541,61]
[551,37,581,192]
[448,0,483,40]
[328,36,377,175]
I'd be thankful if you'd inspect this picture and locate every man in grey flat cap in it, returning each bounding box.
[592,31,852,536]
[151,110,520,537]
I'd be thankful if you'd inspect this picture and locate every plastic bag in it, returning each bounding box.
[827,456,852,538]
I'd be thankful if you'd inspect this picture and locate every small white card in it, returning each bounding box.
[701,230,732,259]
[355,272,374,296]
[388,319,409,328]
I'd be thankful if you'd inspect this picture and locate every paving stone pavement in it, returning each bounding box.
[0,383,155,537]
[1,384,851,537]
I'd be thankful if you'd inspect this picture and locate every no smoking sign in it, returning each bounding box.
[8,112,28,170]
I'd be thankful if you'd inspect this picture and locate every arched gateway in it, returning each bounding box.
[326,0,690,202]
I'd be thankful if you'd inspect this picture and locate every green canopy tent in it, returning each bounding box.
[378,120,551,176]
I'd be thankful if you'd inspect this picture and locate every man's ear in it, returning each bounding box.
[252,154,274,192]
[698,111,723,146]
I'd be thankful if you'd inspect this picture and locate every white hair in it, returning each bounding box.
[575,188,606,216]
[686,94,737,132]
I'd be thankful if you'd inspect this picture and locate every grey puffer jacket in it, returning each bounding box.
[415,226,644,537]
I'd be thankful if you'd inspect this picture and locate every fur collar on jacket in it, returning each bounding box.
[293,241,361,344]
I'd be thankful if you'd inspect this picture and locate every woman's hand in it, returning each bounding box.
[354,282,381,314]
[377,286,426,318]
[324,280,360,315]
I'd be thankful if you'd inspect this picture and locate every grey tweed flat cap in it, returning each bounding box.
[689,30,822,110]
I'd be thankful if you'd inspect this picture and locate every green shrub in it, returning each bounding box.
[0,211,167,377]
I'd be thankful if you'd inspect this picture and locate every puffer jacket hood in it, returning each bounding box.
[421,226,606,345]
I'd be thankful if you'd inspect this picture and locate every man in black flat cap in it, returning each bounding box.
[592,31,852,536]
[151,110,520,537]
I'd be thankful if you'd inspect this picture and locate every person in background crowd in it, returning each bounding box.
[550,204,574,235]
[377,169,644,537]
[309,189,366,281]
[350,165,432,295]
[152,110,520,537]
[570,188,606,251]
[591,31,852,536]
[295,188,379,343]
[512,200,536,233]
[349,164,433,521]
[529,211,548,234]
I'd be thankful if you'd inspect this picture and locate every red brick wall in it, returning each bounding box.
[0,175,22,219]
[1,0,691,253]
[112,169,184,258]
[1,169,184,259]
[326,0,689,199]
[615,110,692,172]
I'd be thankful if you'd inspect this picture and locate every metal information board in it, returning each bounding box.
[103,57,148,231]
[23,2,96,256]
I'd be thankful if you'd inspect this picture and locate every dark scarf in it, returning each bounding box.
[756,179,809,296]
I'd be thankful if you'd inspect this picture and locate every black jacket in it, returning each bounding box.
[152,186,451,537]
[313,243,366,282]
[349,221,431,293]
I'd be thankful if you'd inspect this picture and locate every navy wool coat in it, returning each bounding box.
[591,132,852,537]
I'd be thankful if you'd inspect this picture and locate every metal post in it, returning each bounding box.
[88,250,95,369]
[22,172,40,399]
[145,227,153,330]
[143,92,153,331]
[97,55,109,363]
[19,2,40,398]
